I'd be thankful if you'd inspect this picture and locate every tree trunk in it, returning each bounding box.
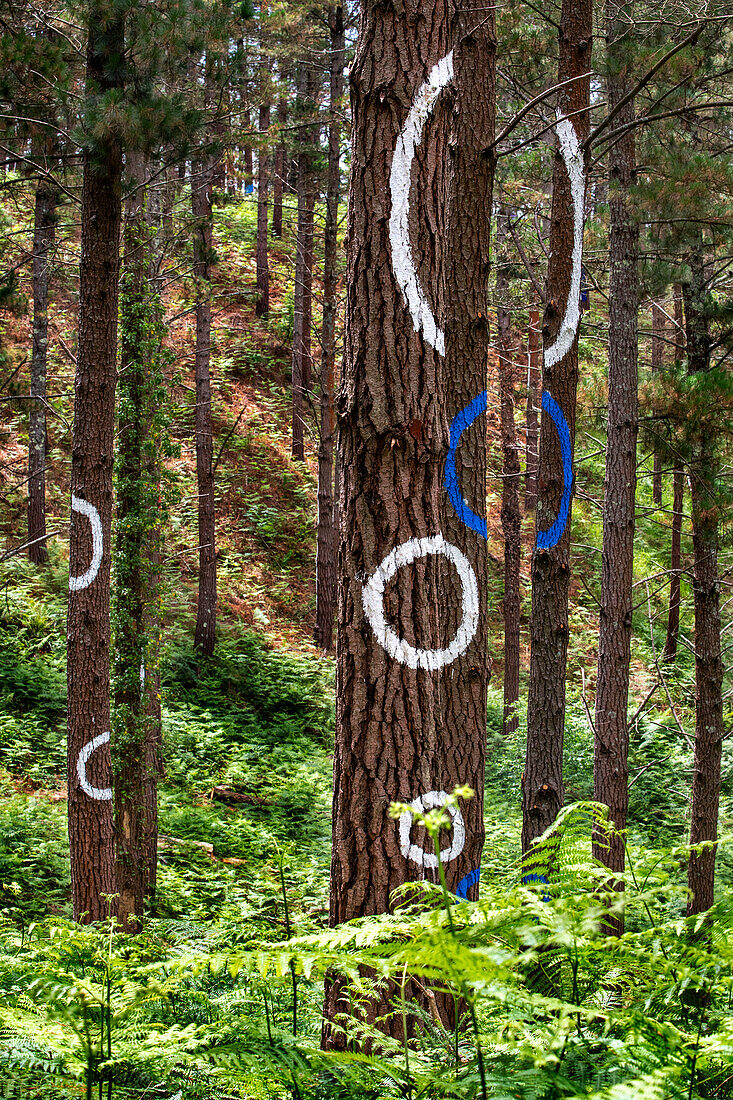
[113,153,163,932]
[522,0,592,856]
[524,306,540,511]
[272,96,286,239]
[243,110,254,193]
[496,213,521,736]
[28,176,56,564]
[663,290,686,663]
[592,0,639,920]
[191,149,217,656]
[314,4,345,653]
[67,10,124,923]
[325,0,495,1040]
[684,245,723,917]
[256,93,271,317]
[291,65,318,461]
[651,300,664,505]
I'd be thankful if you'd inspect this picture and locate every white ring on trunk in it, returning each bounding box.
[544,114,585,370]
[69,495,103,591]
[77,731,112,801]
[399,790,465,869]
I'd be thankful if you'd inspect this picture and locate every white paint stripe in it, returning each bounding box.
[389,51,453,356]
[361,534,479,670]
[77,731,112,801]
[69,495,103,591]
[544,113,585,370]
[399,790,466,870]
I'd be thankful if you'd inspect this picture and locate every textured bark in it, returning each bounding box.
[272,96,286,239]
[663,290,686,663]
[651,301,664,505]
[243,109,253,191]
[67,10,124,923]
[314,4,345,653]
[28,176,56,564]
[191,148,217,655]
[592,0,639,914]
[524,307,541,511]
[325,0,495,1038]
[684,246,723,916]
[523,0,592,855]
[256,93,271,317]
[497,214,521,736]
[291,65,318,460]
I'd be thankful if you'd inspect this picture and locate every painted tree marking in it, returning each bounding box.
[389,50,454,356]
[456,866,480,899]
[362,535,479,670]
[76,731,112,801]
[399,790,466,869]
[69,495,103,591]
[444,391,488,539]
[536,391,573,549]
[544,114,585,371]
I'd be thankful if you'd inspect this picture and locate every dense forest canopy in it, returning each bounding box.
[0,0,732,1096]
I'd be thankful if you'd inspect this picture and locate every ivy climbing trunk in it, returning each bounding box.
[684,244,723,916]
[524,307,540,511]
[523,0,592,856]
[325,0,495,1040]
[27,172,56,565]
[67,9,124,923]
[191,142,217,656]
[593,0,639,917]
[314,2,345,653]
[291,64,318,461]
[256,85,271,317]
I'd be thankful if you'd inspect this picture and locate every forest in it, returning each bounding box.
[0,0,732,1095]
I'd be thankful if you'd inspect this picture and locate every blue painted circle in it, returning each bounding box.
[536,391,573,550]
[444,391,488,540]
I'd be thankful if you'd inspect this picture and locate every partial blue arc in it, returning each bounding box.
[536,391,573,550]
[456,866,480,900]
[444,391,488,540]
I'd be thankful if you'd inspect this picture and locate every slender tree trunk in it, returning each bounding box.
[325,0,495,1040]
[272,96,286,238]
[256,92,271,317]
[497,213,521,736]
[314,4,345,652]
[663,289,686,663]
[684,245,723,916]
[191,149,217,656]
[67,10,124,923]
[524,307,540,511]
[28,175,56,564]
[243,109,254,192]
[651,301,664,505]
[592,0,639,918]
[291,65,318,461]
[523,0,592,856]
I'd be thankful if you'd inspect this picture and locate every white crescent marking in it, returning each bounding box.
[361,534,479,670]
[544,113,585,370]
[399,790,466,869]
[69,495,103,591]
[389,51,453,357]
[77,731,112,801]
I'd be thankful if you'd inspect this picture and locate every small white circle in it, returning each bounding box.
[399,790,466,869]
[361,534,479,670]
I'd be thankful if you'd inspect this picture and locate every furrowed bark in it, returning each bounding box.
[272,95,286,239]
[28,173,56,565]
[524,307,541,511]
[663,290,686,663]
[651,301,664,505]
[256,88,271,317]
[291,65,318,461]
[523,0,592,855]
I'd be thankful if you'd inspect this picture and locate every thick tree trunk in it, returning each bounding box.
[592,0,639,918]
[291,65,318,461]
[272,96,286,239]
[663,290,686,663]
[651,301,664,505]
[314,4,345,653]
[497,214,521,736]
[325,0,495,1040]
[67,11,124,923]
[523,0,592,855]
[28,177,56,565]
[256,93,271,317]
[684,246,723,916]
[524,307,541,511]
[191,151,217,656]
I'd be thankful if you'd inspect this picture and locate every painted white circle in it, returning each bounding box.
[77,731,112,801]
[389,51,453,356]
[361,534,478,670]
[69,495,103,591]
[399,790,465,870]
[544,113,585,370]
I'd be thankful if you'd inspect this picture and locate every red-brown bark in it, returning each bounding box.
[524,307,541,511]
[28,174,56,564]
[291,65,318,461]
